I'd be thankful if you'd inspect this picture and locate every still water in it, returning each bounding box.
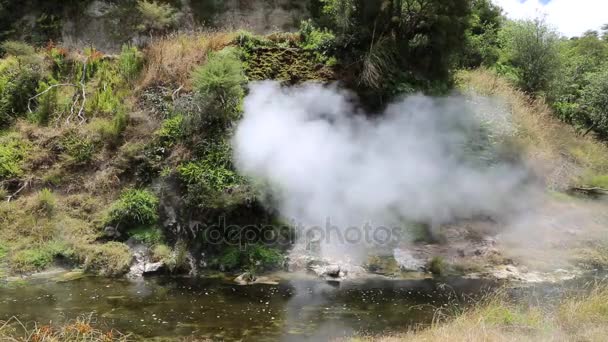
[0,274,497,341]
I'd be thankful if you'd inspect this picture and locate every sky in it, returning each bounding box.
[492,0,607,37]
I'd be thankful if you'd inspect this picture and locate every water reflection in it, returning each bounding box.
[0,275,496,341]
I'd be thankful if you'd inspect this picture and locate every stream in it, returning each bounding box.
[0,274,498,341]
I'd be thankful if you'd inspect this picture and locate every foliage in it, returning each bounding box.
[9,241,74,273]
[126,225,164,245]
[498,18,560,94]
[299,20,336,64]
[1,40,36,58]
[177,141,243,208]
[215,245,283,272]
[61,133,96,164]
[461,0,503,68]
[428,256,446,276]
[117,45,143,83]
[580,69,608,138]
[0,133,28,180]
[189,47,246,128]
[107,189,159,228]
[0,57,41,127]
[136,0,180,34]
[320,0,471,101]
[155,114,183,147]
[33,188,56,217]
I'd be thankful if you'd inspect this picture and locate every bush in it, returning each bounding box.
[33,188,56,217]
[126,225,164,245]
[107,189,159,228]
[189,47,246,129]
[61,133,96,164]
[136,0,180,34]
[0,133,28,180]
[117,45,143,83]
[580,69,608,137]
[498,19,561,94]
[299,19,336,64]
[155,114,183,147]
[428,256,446,276]
[0,57,41,127]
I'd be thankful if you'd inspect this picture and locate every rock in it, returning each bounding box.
[127,241,165,278]
[393,248,425,271]
[235,272,256,285]
[103,225,121,239]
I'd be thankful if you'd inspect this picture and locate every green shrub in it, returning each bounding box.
[299,19,336,64]
[1,40,35,57]
[0,57,41,127]
[151,243,172,263]
[246,245,283,273]
[498,19,560,94]
[189,47,246,128]
[61,134,96,164]
[580,69,608,138]
[126,225,164,245]
[117,45,143,83]
[137,0,179,33]
[33,188,56,217]
[429,256,446,276]
[156,114,183,147]
[107,189,159,228]
[0,133,28,180]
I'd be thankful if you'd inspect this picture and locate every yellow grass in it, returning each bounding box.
[458,69,608,189]
[139,31,237,90]
[351,285,608,342]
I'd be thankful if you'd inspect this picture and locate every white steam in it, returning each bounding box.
[233,82,536,260]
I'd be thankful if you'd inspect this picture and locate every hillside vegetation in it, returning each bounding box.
[0,0,606,279]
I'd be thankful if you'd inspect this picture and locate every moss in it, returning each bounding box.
[238,32,336,85]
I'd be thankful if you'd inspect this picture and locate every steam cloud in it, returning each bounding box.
[233,82,537,260]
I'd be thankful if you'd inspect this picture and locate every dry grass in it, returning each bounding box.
[458,69,608,190]
[0,315,130,341]
[351,285,608,342]
[139,31,237,90]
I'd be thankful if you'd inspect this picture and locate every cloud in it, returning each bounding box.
[492,0,608,37]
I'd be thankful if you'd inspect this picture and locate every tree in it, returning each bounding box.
[499,18,561,94]
[461,0,504,67]
[320,0,471,98]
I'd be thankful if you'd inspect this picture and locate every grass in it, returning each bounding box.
[350,285,608,342]
[140,31,236,90]
[458,69,608,190]
[0,315,129,341]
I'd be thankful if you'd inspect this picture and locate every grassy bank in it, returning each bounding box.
[350,284,608,342]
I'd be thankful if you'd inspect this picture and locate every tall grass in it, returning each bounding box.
[0,315,129,341]
[140,31,236,90]
[351,284,608,342]
[458,69,608,190]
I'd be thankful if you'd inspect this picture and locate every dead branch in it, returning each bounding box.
[570,186,608,196]
[172,85,184,101]
[5,179,30,202]
[27,83,77,113]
